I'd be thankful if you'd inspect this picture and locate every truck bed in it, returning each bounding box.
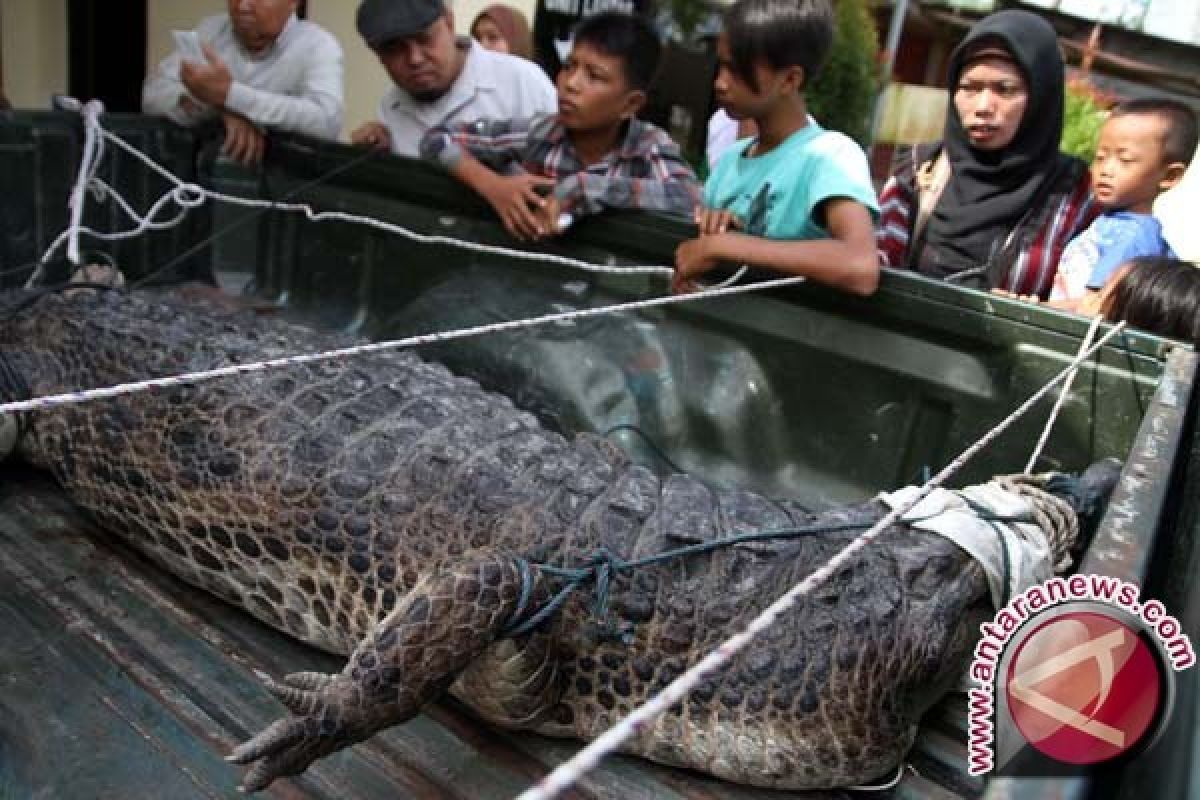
[0,466,977,800]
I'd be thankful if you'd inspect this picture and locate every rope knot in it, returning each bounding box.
[992,474,1080,572]
[173,184,208,209]
[503,548,631,640]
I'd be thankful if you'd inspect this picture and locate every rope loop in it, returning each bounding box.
[172,183,208,209]
[992,474,1081,572]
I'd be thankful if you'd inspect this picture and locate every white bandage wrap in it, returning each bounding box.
[880,483,1054,609]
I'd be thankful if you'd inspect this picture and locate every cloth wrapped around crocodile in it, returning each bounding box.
[0,280,1121,793]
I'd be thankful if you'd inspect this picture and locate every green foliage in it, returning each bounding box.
[664,0,710,41]
[1061,79,1116,161]
[808,0,881,145]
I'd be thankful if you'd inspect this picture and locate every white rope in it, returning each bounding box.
[65,99,106,266]
[38,184,205,269]
[514,322,1127,800]
[848,764,905,792]
[707,265,749,290]
[30,102,207,286]
[1025,313,1105,473]
[35,103,676,282]
[26,98,108,287]
[0,275,806,417]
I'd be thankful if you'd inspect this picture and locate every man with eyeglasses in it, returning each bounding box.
[352,0,556,158]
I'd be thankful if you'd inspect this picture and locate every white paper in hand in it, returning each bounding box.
[173,30,206,64]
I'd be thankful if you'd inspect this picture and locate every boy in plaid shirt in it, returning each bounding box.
[420,11,700,241]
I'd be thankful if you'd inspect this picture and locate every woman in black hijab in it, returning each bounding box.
[877,10,1095,297]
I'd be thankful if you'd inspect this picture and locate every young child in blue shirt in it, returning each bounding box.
[674,0,880,295]
[1050,98,1196,308]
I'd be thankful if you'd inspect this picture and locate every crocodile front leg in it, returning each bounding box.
[228,551,550,792]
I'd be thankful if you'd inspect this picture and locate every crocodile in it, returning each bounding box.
[0,282,1117,793]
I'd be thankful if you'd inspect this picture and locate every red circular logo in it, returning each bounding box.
[1005,611,1163,765]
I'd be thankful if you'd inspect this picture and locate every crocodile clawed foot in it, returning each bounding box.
[227,669,400,793]
[227,553,546,792]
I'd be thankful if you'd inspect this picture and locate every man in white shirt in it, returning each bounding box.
[351,0,556,158]
[143,0,344,164]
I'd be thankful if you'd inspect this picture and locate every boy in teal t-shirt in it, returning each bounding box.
[703,119,878,241]
[675,0,880,295]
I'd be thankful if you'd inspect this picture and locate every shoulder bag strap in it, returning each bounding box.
[908,145,950,269]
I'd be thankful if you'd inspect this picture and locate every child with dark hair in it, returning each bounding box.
[1007,255,1200,345]
[1050,98,1197,307]
[1088,256,1200,344]
[674,0,879,295]
[419,11,700,241]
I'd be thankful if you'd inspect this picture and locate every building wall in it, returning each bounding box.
[2,0,68,109]
[147,2,220,67]
[304,2,391,139]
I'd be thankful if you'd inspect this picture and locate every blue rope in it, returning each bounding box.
[504,518,875,638]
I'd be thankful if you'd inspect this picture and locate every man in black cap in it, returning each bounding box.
[351,0,555,157]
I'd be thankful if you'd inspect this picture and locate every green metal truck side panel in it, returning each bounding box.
[234,137,1172,506]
